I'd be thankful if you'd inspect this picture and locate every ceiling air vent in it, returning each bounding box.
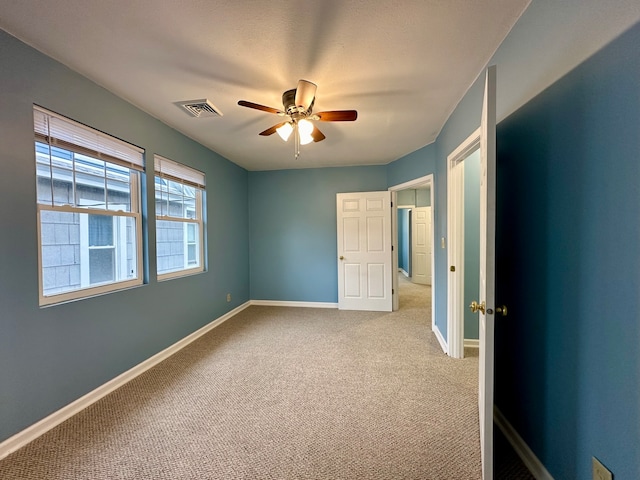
[177,99,223,118]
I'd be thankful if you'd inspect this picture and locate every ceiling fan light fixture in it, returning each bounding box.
[299,132,314,145]
[276,122,293,141]
[297,119,314,145]
[298,119,313,136]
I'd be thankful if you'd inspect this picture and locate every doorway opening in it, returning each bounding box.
[447,128,481,359]
[389,175,435,327]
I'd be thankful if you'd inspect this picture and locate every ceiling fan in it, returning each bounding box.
[238,79,357,157]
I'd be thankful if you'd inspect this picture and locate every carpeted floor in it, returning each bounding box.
[0,275,532,479]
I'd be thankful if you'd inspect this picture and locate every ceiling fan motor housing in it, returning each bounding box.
[282,88,313,116]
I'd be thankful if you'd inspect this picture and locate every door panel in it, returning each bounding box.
[337,191,392,311]
[411,207,431,285]
[479,65,497,480]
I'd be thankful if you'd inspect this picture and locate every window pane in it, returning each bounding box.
[186,223,196,243]
[89,248,115,284]
[51,167,74,206]
[155,178,168,216]
[187,244,197,265]
[36,163,53,205]
[156,219,186,274]
[89,215,113,246]
[184,196,197,219]
[75,154,105,176]
[107,177,131,212]
[183,185,196,198]
[168,193,184,217]
[40,209,138,298]
[75,172,106,208]
[40,209,81,296]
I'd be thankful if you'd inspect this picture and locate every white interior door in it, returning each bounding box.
[411,206,431,285]
[337,191,392,311]
[478,65,497,480]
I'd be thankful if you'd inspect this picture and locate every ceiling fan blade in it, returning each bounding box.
[295,80,317,110]
[258,122,287,137]
[259,122,288,136]
[238,100,284,115]
[316,110,358,122]
[311,126,326,142]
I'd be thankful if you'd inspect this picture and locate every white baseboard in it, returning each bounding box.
[399,268,409,278]
[464,338,479,348]
[494,406,554,480]
[433,324,448,354]
[250,300,338,309]
[0,301,251,461]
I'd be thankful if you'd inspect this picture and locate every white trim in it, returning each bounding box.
[390,175,433,191]
[250,300,338,309]
[433,323,448,354]
[391,191,399,311]
[494,407,554,480]
[0,301,251,461]
[464,338,479,348]
[399,268,409,278]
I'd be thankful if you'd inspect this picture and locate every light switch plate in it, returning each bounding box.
[592,457,612,480]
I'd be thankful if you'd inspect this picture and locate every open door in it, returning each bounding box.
[476,65,497,480]
[411,207,431,285]
[337,191,392,311]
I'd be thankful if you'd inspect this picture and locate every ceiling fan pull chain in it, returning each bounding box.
[295,122,300,159]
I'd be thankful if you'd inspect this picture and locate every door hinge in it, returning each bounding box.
[391,201,393,207]
[392,245,394,251]
[392,288,395,294]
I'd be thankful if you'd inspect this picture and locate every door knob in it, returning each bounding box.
[469,300,485,314]
[495,305,508,316]
[339,256,344,260]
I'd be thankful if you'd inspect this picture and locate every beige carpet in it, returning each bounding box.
[0,277,483,479]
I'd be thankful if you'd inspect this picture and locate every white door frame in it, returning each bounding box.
[389,175,435,328]
[447,128,481,359]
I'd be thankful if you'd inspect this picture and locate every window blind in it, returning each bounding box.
[34,106,144,171]
[154,155,205,189]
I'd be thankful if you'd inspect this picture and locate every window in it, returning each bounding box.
[154,155,205,279]
[34,106,144,305]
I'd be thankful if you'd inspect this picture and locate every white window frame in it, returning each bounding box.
[154,155,205,281]
[34,106,144,306]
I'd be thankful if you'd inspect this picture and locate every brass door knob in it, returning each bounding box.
[495,305,508,316]
[339,256,344,260]
[469,300,486,315]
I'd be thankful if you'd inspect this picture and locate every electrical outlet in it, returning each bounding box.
[592,457,612,480]
[226,293,231,302]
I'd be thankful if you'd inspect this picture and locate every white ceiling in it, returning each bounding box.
[0,1,530,171]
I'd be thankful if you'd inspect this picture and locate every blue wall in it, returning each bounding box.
[386,143,436,187]
[494,23,640,479]
[398,208,411,274]
[0,30,249,443]
[248,166,387,302]
[463,150,480,340]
